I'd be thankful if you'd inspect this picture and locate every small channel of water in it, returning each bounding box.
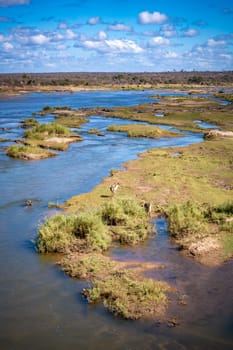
[0,90,232,350]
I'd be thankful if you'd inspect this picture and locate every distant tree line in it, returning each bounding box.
[0,71,232,87]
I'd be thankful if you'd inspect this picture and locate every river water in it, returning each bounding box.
[0,90,232,350]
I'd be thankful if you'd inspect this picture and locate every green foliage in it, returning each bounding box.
[24,122,71,140]
[222,233,233,257]
[100,199,151,245]
[20,118,39,128]
[6,144,51,159]
[38,198,151,254]
[166,201,208,239]
[42,105,53,111]
[74,213,111,251]
[84,269,168,319]
[107,124,181,138]
[62,254,169,319]
[38,212,111,254]
[206,202,233,233]
[38,214,77,253]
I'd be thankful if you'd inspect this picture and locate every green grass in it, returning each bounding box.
[100,198,152,245]
[6,144,55,160]
[38,198,152,254]
[165,201,208,240]
[61,253,170,319]
[24,122,71,140]
[38,212,111,253]
[107,124,182,138]
[20,118,39,128]
[55,115,88,128]
[87,128,104,136]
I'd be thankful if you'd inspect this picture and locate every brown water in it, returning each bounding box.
[0,90,232,350]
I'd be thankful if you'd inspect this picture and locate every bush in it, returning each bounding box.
[38,214,77,253]
[37,212,111,253]
[100,199,151,244]
[24,122,71,140]
[166,201,208,239]
[74,213,111,251]
[20,118,39,128]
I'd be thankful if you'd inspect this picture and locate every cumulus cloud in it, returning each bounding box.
[164,51,179,58]
[58,22,68,30]
[87,16,101,25]
[98,31,107,40]
[108,23,132,32]
[161,24,177,38]
[207,38,226,46]
[182,29,199,37]
[78,39,144,54]
[138,11,168,25]
[29,34,50,45]
[148,36,170,46]
[2,42,13,50]
[0,0,30,6]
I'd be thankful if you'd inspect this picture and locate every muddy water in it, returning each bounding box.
[0,90,232,350]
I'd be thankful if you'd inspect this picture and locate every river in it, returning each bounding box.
[0,90,232,350]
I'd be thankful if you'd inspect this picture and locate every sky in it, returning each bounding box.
[0,0,233,73]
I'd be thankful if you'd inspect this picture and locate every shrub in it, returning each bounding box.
[24,122,71,140]
[20,118,39,128]
[37,212,111,253]
[74,213,111,251]
[166,201,208,239]
[38,214,77,253]
[100,199,151,244]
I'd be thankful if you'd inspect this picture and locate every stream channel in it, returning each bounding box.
[0,90,232,350]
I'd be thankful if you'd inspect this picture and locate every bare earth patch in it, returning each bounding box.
[188,236,223,266]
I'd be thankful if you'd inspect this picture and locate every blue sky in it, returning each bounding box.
[0,0,233,72]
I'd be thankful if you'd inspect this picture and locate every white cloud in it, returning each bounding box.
[148,36,170,46]
[164,51,179,58]
[2,42,13,50]
[182,29,199,37]
[98,31,107,40]
[58,22,68,30]
[0,0,30,6]
[207,38,226,46]
[87,16,101,25]
[108,23,132,32]
[30,34,50,45]
[65,29,76,40]
[161,24,177,38]
[138,11,168,25]
[79,39,144,54]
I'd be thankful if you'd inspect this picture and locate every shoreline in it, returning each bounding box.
[0,82,233,97]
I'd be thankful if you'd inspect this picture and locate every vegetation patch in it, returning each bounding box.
[55,114,88,128]
[38,212,111,254]
[107,124,182,138]
[0,137,10,142]
[21,122,82,151]
[20,118,39,128]
[6,144,56,160]
[61,253,171,320]
[164,200,233,264]
[38,198,152,254]
[87,128,105,136]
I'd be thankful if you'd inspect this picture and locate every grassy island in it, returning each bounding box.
[107,124,182,138]
[7,144,56,160]
[6,121,82,160]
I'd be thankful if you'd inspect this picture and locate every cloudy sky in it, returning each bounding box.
[0,0,232,72]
